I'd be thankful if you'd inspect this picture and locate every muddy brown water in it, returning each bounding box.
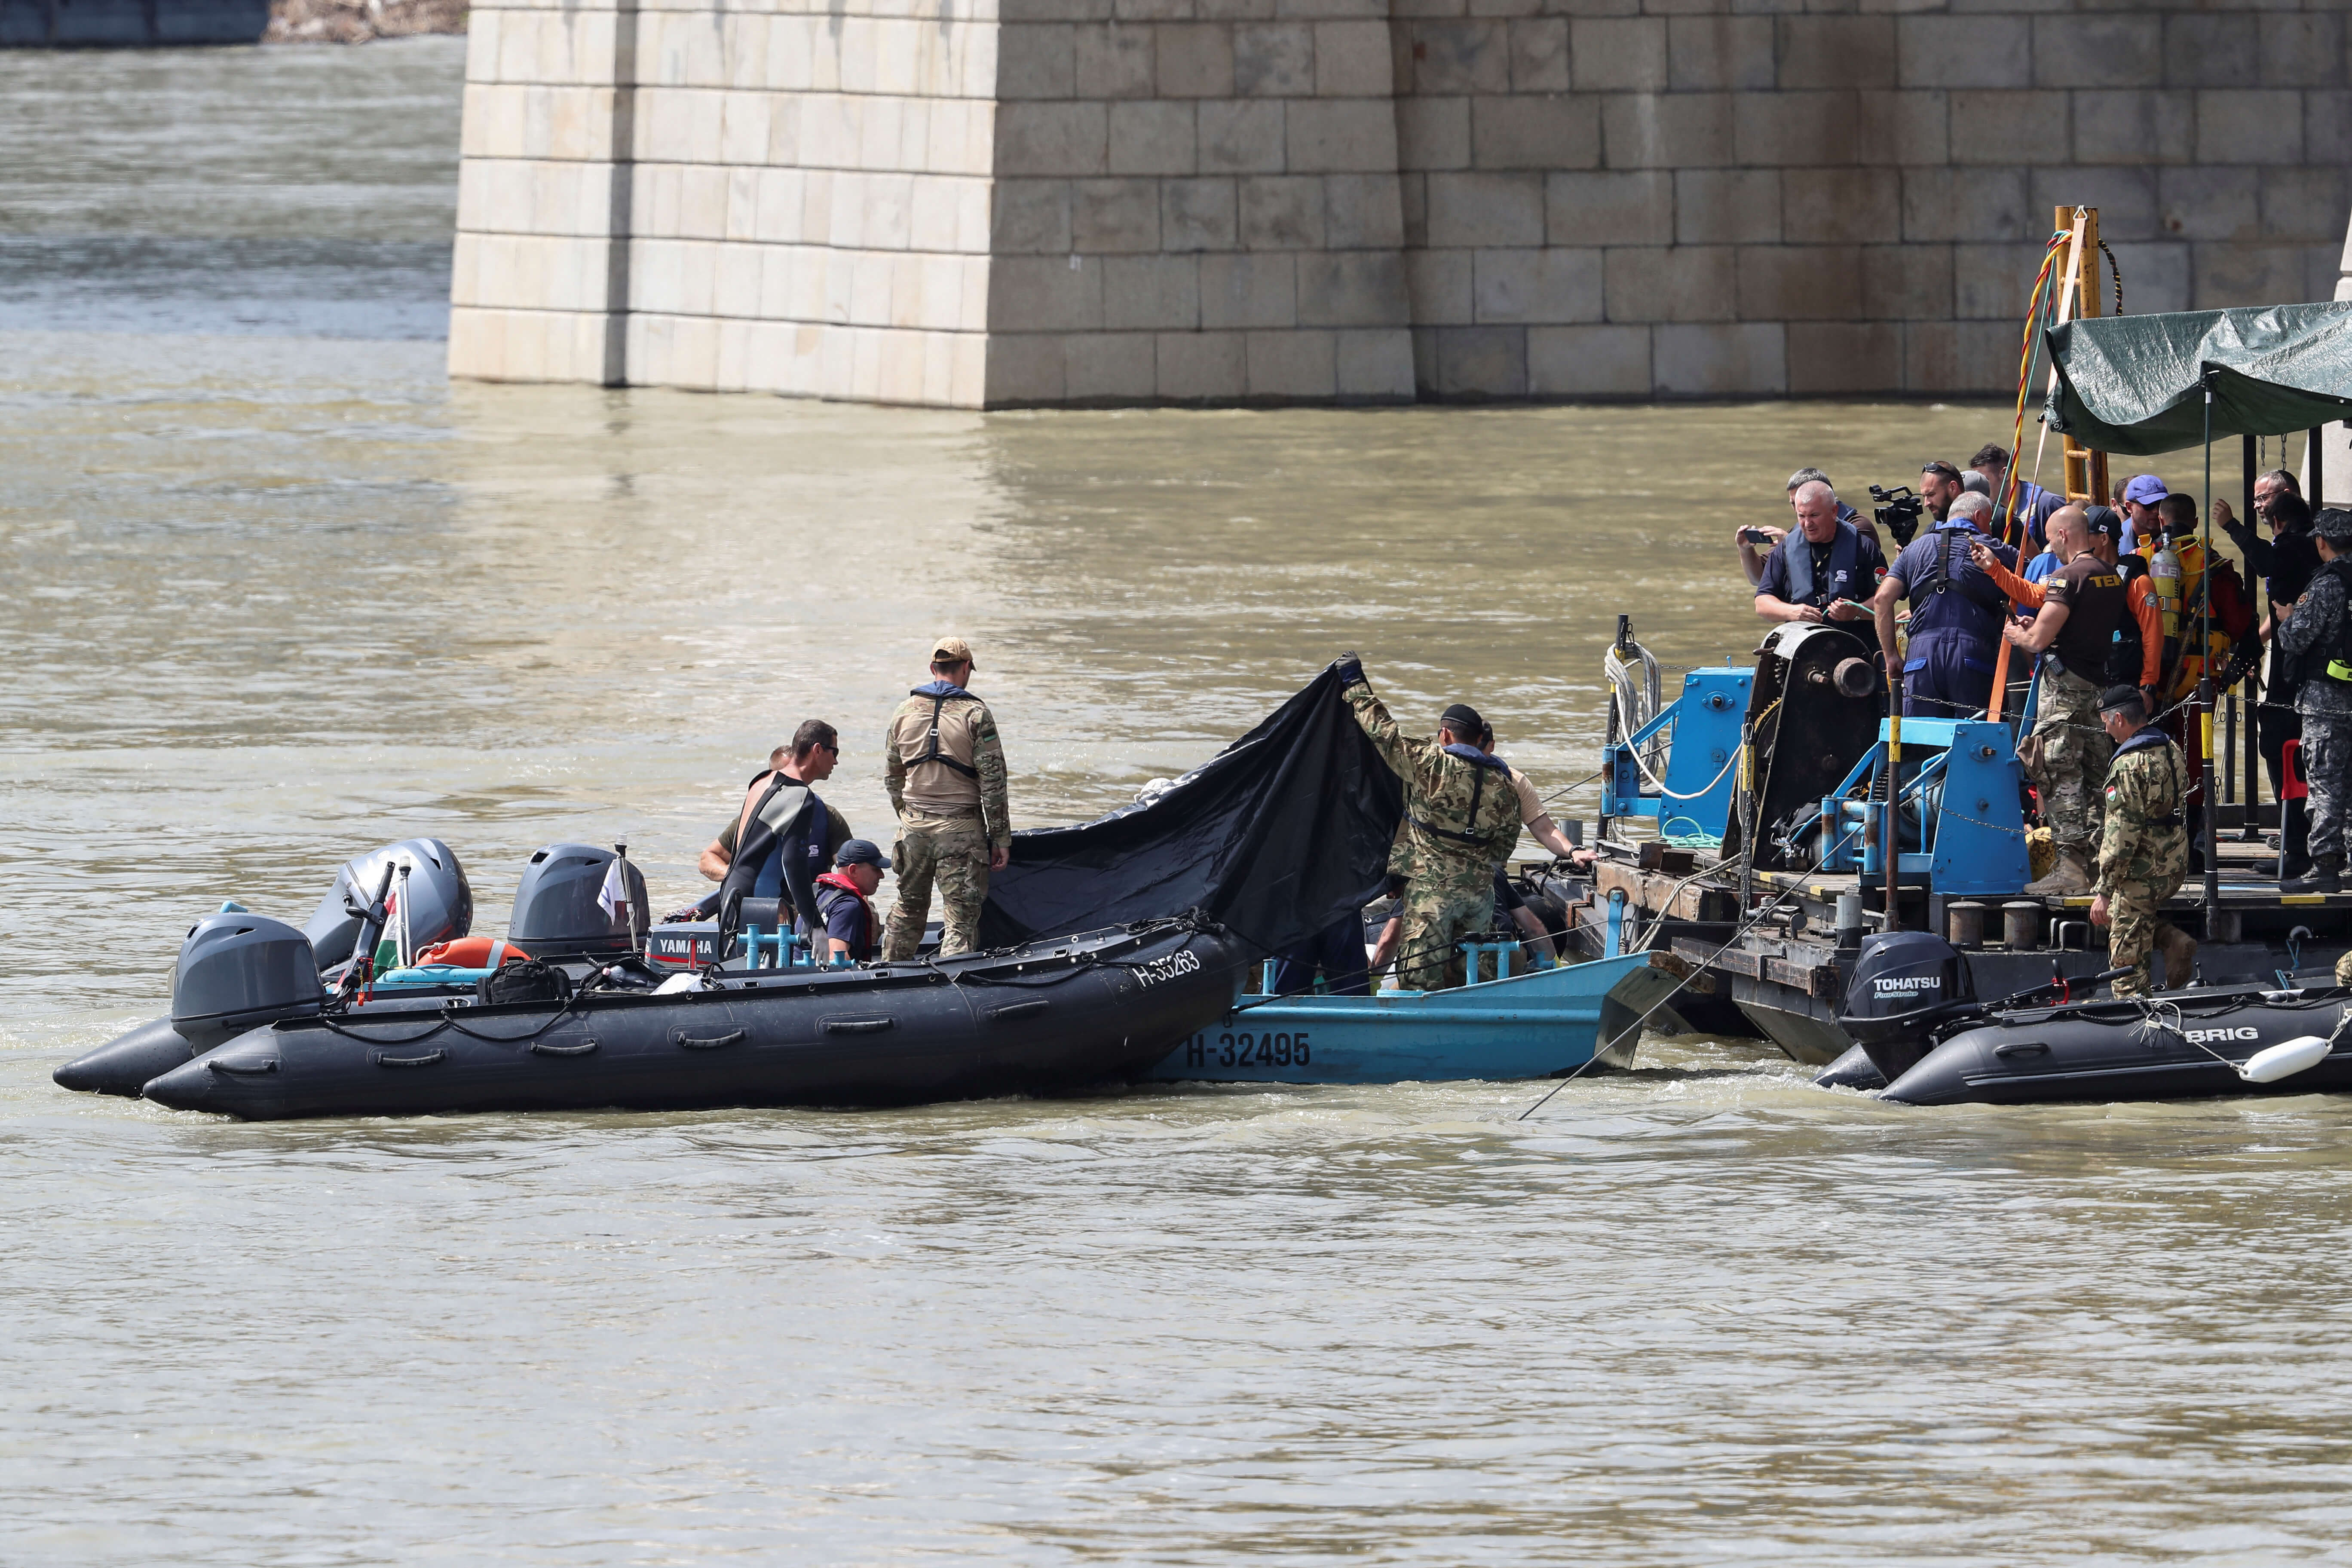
[5,38,2348,1568]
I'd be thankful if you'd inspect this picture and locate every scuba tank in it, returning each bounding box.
[2150,537,2183,642]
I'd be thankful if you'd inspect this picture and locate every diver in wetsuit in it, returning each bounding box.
[717,719,842,941]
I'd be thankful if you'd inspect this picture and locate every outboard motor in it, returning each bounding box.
[172,912,328,1050]
[303,838,473,970]
[55,911,331,1097]
[508,843,649,956]
[1838,931,1980,1084]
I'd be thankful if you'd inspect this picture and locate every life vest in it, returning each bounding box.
[906,680,980,780]
[1905,523,2007,645]
[2108,727,2186,829]
[1409,744,1519,852]
[1780,520,1868,609]
[812,870,877,960]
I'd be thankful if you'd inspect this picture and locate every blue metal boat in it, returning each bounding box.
[1146,944,1680,1085]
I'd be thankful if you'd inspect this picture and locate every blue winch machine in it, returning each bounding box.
[1599,665,1752,845]
[1810,718,2032,894]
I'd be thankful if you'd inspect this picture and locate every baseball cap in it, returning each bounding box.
[2122,474,2168,507]
[931,634,976,670]
[2083,505,2120,538]
[836,839,891,870]
[2314,508,2352,544]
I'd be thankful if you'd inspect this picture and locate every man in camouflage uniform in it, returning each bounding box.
[2088,685,2194,997]
[2273,507,2352,893]
[1336,654,1523,991]
[2001,505,2130,895]
[882,635,1011,959]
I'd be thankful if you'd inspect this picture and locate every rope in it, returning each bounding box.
[1624,740,1741,801]
[1513,812,1874,1120]
[1996,227,2074,552]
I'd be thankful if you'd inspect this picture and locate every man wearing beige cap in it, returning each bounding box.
[881,635,1011,958]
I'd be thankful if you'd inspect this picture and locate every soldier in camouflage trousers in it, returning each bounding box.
[882,636,1011,959]
[2088,685,2194,997]
[1336,655,1523,992]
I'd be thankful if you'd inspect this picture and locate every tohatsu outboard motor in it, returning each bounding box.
[54,912,330,1098]
[1838,931,1981,1085]
[303,838,473,970]
[508,843,649,956]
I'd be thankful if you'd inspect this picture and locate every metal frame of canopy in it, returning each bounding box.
[2047,300,2352,922]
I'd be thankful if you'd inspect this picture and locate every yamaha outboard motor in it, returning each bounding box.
[56,912,328,1097]
[303,838,473,970]
[1838,931,1979,1085]
[172,912,327,1048]
[508,843,648,956]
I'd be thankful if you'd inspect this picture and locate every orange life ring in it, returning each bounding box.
[413,936,530,968]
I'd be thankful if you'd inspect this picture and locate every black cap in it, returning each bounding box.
[1440,703,1484,738]
[2098,684,2147,714]
[835,839,891,870]
[2083,505,2120,538]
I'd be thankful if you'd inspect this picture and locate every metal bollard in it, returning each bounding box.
[1947,900,1987,949]
[2003,900,2043,951]
[1834,891,1864,949]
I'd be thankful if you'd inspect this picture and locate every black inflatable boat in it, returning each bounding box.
[136,917,1238,1120]
[1817,931,2352,1106]
[58,837,1246,1119]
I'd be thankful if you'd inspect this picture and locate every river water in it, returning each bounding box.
[6,39,2349,1567]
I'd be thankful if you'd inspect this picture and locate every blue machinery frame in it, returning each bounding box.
[1600,667,1752,842]
[1810,718,2034,895]
[1600,663,2036,899]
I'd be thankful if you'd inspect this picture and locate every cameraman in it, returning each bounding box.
[1755,481,1885,652]
[1920,459,1966,528]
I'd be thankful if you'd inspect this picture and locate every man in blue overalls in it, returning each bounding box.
[1869,490,2018,718]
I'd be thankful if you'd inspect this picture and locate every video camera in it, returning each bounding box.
[1869,484,1923,548]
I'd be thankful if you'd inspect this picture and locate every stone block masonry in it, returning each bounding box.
[449,0,2352,407]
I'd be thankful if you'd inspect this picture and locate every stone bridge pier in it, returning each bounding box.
[448,0,2352,408]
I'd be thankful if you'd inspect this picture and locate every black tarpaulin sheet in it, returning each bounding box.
[978,669,1405,956]
[2044,303,2352,456]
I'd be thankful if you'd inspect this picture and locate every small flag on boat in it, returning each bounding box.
[598,857,630,921]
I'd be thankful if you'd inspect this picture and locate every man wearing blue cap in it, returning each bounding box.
[812,840,891,964]
[2119,473,2168,557]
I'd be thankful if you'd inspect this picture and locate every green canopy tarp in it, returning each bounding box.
[2043,302,2352,456]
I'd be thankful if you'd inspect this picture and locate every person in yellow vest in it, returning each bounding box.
[881,636,1011,959]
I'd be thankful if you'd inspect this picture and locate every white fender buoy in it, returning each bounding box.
[2239,1036,2333,1084]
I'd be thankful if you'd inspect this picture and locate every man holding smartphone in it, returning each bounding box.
[1753,480,1886,655]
